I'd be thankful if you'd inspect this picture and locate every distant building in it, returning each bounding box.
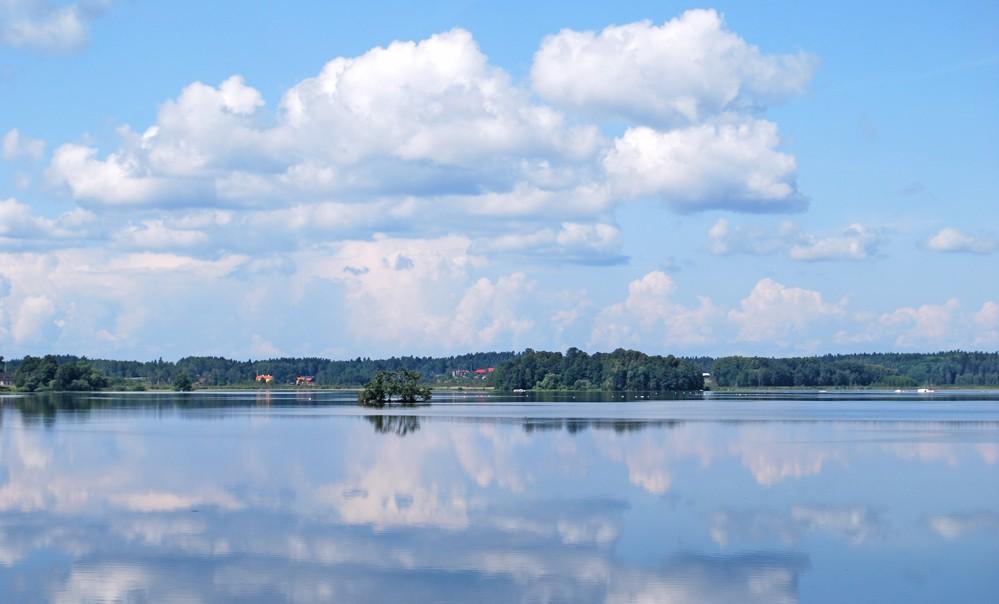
[0,373,10,387]
[702,372,711,378]
[295,376,314,385]
[255,374,274,383]
[453,367,496,379]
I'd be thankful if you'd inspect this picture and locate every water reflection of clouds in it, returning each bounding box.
[885,441,999,467]
[712,506,885,547]
[9,506,809,604]
[927,512,999,540]
[2,401,998,602]
[606,553,808,604]
[591,423,843,494]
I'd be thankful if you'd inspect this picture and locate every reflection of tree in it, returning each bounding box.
[366,415,421,436]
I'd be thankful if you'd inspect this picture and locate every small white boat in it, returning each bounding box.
[917,387,935,393]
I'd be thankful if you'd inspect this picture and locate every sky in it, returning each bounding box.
[0,0,997,360]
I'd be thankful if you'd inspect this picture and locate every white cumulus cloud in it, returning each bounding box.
[878,299,961,347]
[603,119,804,212]
[729,278,843,344]
[47,31,599,209]
[11,294,57,343]
[590,271,718,349]
[532,9,814,125]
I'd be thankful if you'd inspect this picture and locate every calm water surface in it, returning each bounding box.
[1,390,997,603]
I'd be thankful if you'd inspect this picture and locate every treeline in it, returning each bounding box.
[6,350,999,393]
[710,352,999,387]
[4,352,515,390]
[490,348,704,392]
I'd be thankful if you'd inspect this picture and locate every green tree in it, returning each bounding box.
[358,371,390,407]
[394,370,432,402]
[172,372,194,392]
[14,356,59,391]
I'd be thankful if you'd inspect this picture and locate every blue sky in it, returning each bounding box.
[0,1,997,360]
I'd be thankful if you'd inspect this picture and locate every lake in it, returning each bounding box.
[1,390,997,603]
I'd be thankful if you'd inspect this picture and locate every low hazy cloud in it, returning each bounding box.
[0,0,111,51]
[2,128,45,161]
[924,227,997,254]
[708,219,885,261]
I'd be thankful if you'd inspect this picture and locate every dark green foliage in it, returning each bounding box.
[358,370,432,407]
[13,356,109,392]
[172,372,194,392]
[491,348,704,392]
[709,352,999,387]
[3,351,515,388]
[5,350,999,391]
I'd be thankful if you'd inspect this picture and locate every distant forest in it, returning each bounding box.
[3,349,999,392]
[2,352,515,391]
[707,352,999,388]
[490,348,704,392]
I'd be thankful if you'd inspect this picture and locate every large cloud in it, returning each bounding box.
[24,22,817,363]
[0,248,252,355]
[47,32,600,208]
[295,235,536,351]
[532,9,814,125]
[833,298,999,349]
[877,299,962,348]
[590,271,718,350]
[44,20,812,225]
[23,17,977,358]
[603,119,805,212]
[728,278,844,345]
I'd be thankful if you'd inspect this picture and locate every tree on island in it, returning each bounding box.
[172,372,194,392]
[358,370,432,407]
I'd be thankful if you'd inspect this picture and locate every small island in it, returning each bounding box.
[358,370,432,407]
